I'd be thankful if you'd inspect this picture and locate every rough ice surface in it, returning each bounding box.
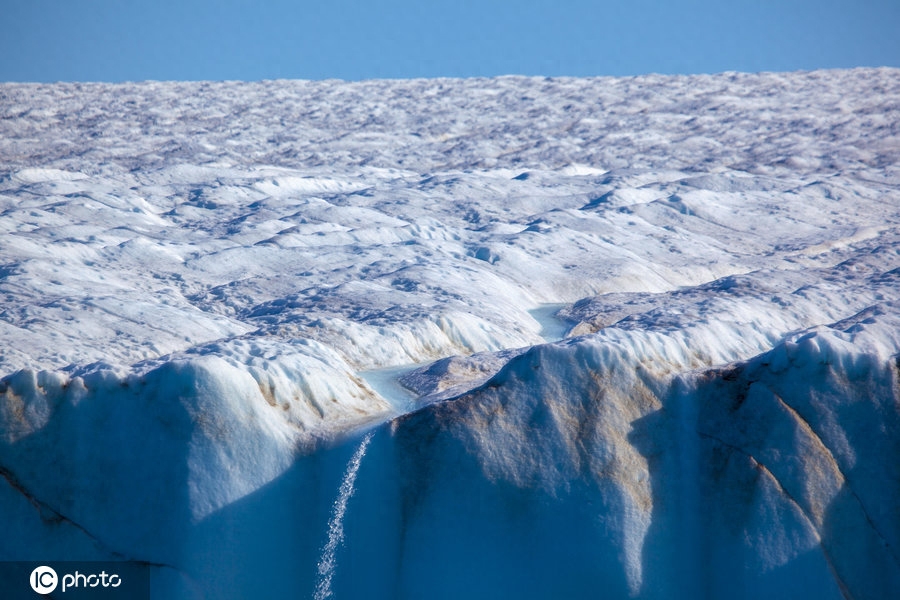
[1,68,899,599]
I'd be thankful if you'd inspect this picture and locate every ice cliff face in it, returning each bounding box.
[0,69,899,598]
[384,313,900,600]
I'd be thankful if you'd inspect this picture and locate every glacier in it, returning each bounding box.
[0,68,899,598]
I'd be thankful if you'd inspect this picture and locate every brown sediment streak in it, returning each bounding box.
[773,392,900,570]
[696,431,853,599]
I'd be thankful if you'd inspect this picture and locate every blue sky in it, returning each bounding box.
[2,0,898,82]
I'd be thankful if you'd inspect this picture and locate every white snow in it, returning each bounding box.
[0,68,898,598]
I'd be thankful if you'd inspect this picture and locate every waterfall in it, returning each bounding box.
[314,431,374,600]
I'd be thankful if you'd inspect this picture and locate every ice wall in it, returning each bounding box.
[335,312,900,600]
[4,309,896,599]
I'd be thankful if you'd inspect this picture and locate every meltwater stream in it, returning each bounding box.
[358,305,573,415]
[359,365,419,414]
[528,304,574,343]
[309,304,573,599]
[314,431,374,600]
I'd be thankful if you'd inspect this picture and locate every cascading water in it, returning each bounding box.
[314,431,374,600]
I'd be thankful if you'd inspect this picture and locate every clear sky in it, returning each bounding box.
[1,0,898,82]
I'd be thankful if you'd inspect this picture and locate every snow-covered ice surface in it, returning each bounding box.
[1,69,899,598]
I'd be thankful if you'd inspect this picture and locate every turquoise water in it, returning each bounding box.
[359,364,420,413]
[360,305,572,414]
[528,304,574,342]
